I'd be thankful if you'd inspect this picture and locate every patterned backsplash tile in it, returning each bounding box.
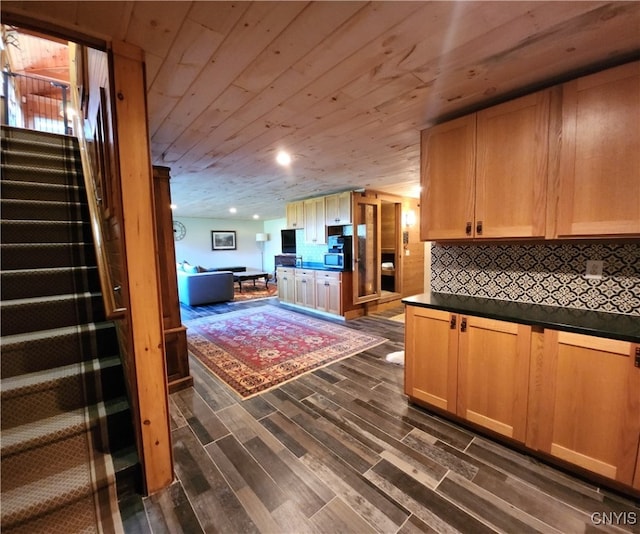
[431,243,640,316]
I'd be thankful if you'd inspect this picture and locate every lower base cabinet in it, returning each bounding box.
[405,304,640,492]
[405,307,530,441]
[277,267,344,316]
[528,330,640,487]
[277,267,295,303]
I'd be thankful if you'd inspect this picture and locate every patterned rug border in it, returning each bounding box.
[185,305,387,399]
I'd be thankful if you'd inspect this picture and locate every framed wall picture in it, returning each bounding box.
[211,230,236,250]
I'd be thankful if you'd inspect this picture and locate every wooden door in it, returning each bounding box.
[556,61,640,237]
[420,115,476,240]
[475,89,552,238]
[353,195,381,304]
[404,307,458,413]
[457,316,531,442]
[534,331,640,484]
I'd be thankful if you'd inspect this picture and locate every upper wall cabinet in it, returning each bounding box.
[325,191,352,225]
[286,200,304,229]
[420,89,552,241]
[556,61,640,238]
[303,197,326,244]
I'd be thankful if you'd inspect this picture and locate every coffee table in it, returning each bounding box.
[233,270,269,292]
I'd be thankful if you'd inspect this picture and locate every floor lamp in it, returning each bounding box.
[256,233,269,271]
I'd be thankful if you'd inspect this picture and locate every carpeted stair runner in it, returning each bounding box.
[1,126,133,533]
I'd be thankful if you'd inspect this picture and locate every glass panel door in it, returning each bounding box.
[353,195,381,304]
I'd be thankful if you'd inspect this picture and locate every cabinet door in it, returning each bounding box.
[315,271,342,315]
[405,307,458,412]
[303,198,326,244]
[325,191,352,225]
[534,331,640,484]
[557,61,640,237]
[277,267,295,303]
[457,316,531,442]
[294,270,315,307]
[286,201,304,229]
[420,115,476,240]
[476,89,551,239]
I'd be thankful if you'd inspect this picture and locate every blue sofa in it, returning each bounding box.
[176,267,235,306]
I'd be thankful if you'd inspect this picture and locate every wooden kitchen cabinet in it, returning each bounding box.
[405,307,531,442]
[277,267,295,304]
[294,268,316,308]
[529,331,640,486]
[420,115,475,240]
[286,200,304,229]
[325,191,352,225]
[556,61,640,238]
[405,306,458,413]
[457,316,531,442]
[303,197,326,244]
[315,270,342,315]
[420,89,552,241]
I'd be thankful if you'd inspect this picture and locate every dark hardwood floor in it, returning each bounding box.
[120,298,639,533]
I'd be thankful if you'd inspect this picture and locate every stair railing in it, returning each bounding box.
[68,44,126,319]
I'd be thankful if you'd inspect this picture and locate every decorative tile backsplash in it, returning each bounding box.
[431,243,640,316]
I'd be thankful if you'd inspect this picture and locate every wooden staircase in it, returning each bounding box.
[0,126,137,533]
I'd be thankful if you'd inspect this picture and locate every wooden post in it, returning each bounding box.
[111,40,173,494]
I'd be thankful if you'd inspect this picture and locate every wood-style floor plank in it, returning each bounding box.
[121,300,639,534]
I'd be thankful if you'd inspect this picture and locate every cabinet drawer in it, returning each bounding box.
[316,270,341,282]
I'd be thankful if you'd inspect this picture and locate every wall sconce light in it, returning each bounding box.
[403,210,416,228]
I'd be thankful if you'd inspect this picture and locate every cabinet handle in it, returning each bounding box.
[476,221,483,235]
[465,222,472,235]
[460,317,467,332]
[450,315,457,329]
[635,347,640,368]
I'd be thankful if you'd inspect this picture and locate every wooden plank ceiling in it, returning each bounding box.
[3,1,640,220]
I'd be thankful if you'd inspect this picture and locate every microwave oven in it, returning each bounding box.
[323,253,345,269]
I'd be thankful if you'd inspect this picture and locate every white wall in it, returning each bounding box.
[173,217,270,271]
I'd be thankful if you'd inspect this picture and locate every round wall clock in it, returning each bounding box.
[173,220,186,241]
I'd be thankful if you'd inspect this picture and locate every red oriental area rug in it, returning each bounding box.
[185,305,387,399]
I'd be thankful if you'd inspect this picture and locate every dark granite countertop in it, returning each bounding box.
[296,262,351,272]
[402,292,640,343]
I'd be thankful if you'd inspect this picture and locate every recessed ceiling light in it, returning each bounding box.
[170,204,177,210]
[276,150,291,166]
[229,207,237,214]
[253,214,260,219]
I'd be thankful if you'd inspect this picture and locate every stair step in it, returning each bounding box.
[1,179,85,203]
[1,266,100,300]
[0,242,95,270]
[0,163,81,186]
[0,458,113,531]
[0,219,92,244]
[1,125,78,151]
[1,355,121,430]
[1,198,88,221]
[0,147,81,173]
[1,393,128,459]
[1,322,119,379]
[1,292,105,336]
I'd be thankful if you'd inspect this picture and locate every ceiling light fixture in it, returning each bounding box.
[170,204,177,210]
[253,214,259,219]
[276,150,291,166]
[229,207,237,214]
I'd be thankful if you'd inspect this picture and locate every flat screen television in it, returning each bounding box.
[281,229,296,254]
